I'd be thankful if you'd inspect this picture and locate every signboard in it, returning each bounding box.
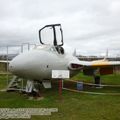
[52,70,70,79]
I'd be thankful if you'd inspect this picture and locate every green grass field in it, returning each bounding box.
[0,73,120,120]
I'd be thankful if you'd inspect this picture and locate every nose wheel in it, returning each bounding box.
[26,80,41,98]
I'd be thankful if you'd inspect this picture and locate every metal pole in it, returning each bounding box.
[62,79,64,89]
[21,44,23,53]
[6,46,9,85]
[28,43,30,51]
[21,78,24,91]
[59,79,62,100]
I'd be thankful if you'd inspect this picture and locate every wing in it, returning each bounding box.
[68,59,120,75]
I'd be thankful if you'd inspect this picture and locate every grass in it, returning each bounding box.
[0,73,120,120]
[0,74,8,89]
[70,73,120,93]
[72,73,120,84]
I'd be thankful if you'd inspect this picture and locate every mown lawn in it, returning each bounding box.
[0,73,120,120]
[72,73,120,85]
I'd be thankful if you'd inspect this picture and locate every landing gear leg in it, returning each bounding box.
[25,80,41,99]
[33,80,41,98]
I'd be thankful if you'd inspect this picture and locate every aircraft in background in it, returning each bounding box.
[0,24,120,91]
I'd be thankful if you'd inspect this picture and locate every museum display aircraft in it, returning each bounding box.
[0,24,120,91]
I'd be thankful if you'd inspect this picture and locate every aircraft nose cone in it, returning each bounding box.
[8,52,32,77]
[9,57,24,75]
[9,60,18,74]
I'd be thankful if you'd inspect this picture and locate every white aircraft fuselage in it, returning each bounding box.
[9,45,79,80]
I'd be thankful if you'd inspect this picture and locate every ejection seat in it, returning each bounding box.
[55,46,64,54]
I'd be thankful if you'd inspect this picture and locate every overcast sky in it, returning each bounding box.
[0,0,120,56]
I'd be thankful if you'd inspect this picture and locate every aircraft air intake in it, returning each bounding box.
[69,63,83,70]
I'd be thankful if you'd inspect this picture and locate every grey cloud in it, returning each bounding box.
[0,0,120,56]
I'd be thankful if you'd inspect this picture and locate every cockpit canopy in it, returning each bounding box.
[38,24,65,54]
[39,24,63,47]
[35,45,64,54]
